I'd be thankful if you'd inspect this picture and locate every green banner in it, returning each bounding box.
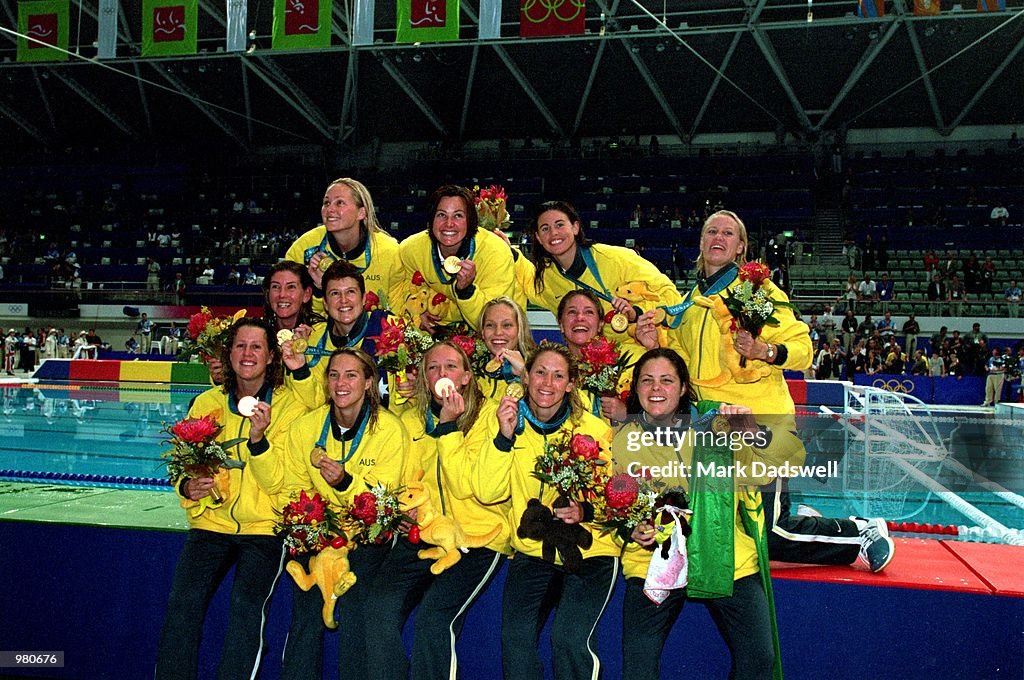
[141,0,198,57]
[396,0,460,44]
[17,0,70,62]
[272,0,332,50]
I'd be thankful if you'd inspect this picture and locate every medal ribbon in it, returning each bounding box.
[658,263,738,329]
[305,231,373,273]
[316,403,370,465]
[431,238,477,285]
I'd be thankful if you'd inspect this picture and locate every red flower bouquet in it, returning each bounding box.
[473,184,511,232]
[177,306,247,361]
[161,415,245,504]
[341,483,412,545]
[722,261,795,367]
[531,431,609,505]
[276,490,347,557]
[593,472,662,543]
[371,316,434,374]
[577,337,632,396]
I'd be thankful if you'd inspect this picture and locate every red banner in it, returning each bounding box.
[520,0,585,38]
[153,5,185,42]
[285,0,319,34]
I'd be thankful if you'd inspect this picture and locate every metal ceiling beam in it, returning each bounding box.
[690,30,742,139]
[948,35,1024,132]
[133,62,153,135]
[0,100,50,145]
[460,3,564,138]
[149,63,250,150]
[749,26,812,130]
[50,69,140,138]
[339,51,358,142]
[240,58,253,145]
[253,56,334,136]
[240,59,331,139]
[573,0,620,137]
[893,0,944,131]
[30,68,58,132]
[458,45,480,141]
[816,20,900,131]
[621,37,685,140]
[377,55,448,135]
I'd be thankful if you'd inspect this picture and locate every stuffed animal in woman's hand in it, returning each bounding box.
[517,498,593,573]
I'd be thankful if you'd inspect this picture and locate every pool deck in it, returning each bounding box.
[0,481,186,530]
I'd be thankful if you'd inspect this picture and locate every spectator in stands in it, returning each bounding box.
[858,273,877,312]
[847,339,867,377]
[772,262,791,295]
[43,328,57,359]
[876,311,896,340]
[243,268,258,286]
[842,273,859,313]
[841,309,858,352]
[125,335,140,354]
[202,264,216,282]
[821,305,837,345]
[967,322,988,347]
[1005,279,1022,318]
[883,338,904,374]
[815,339,841,380]
[864,348,882,376]
[4,329,17,375]
[946,351,963,378]
[227,267,241,285]
[963,254,980,295]
[857,314,875,341]
[163,322,182,355]
[927,348,945,377]
[173,272,187,305]
[146,258,161,293]
[922,249,939,283]
[902,313,921,359]
[981,257,996,295]
[861,233,875,273]
[807,314,821,349]
[947,274,966,317]
[990,203,1009,227]
[910,350,929,376]
[876,273,894,313]
[927,273,946,316]
[136,313,153,354]
[981,346,1005,406]
[941,250,959,278]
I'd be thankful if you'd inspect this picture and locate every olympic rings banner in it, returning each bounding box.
[853,374,986,405]
[521,0,586,37]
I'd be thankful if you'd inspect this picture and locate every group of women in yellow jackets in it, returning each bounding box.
[157,177,811,680]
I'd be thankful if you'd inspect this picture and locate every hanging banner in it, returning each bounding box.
[976,0,1005,10]
[856,0,885,17]
[225,0,247,52]
[141,0,198,57]
[17,0,70,62]
[272,0,332,50]
[97,0,119,58]
[913,0,940,14]
[520,0,585,38]
[396,0,460,44]
[479,0,501,39]
[352,0,374,45]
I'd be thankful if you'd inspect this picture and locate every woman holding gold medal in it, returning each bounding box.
[366,340,509,680]
[248,347,408,680]
[557,288,644,425]
[613,348,787,680]
[281,261,406,411]
[635,210,892,573]
[475,296,536,404]
[284,177,406,319]
[520,200,682,340]
[398,184,516,332]
[156,318,308,680]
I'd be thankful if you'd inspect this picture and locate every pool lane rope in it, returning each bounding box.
[0,468,171,489]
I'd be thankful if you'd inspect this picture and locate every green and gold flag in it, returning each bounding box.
[396,0,460,44]
[142,0,198,57]
[272,0,332,50]
[17,0,70,62]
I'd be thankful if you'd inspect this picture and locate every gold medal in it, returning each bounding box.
[653,308,667,325]
[292,338,309,354]
[610,313,629,333]
[276,329,294,344]
[711,415,731,434]
[443,256,463,275]
[318,257,335,272]
[310,446,327,468]
[485,358,502,373]
[505,382,524,400]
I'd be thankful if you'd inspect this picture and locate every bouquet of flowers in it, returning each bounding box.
[722,262,795,367]
[371,316,435,374]
[473,184,512,232]
[577,337,632,397]
[341,483,413,545]
[161,415,245,504]
[532,431,609,505]
[177,306,247,361]
[593,472,662,543]
[276,490,348,557]
[434,323,491,374]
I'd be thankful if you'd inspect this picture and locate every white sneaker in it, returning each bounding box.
[796,504,823,517]
[853,517,894,572]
